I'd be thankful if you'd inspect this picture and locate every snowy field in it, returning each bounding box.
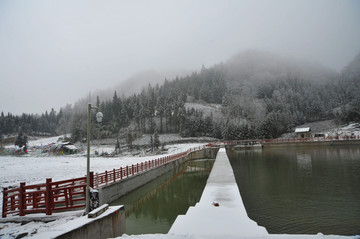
[0,141,204,212]
[0,136,207,239]
[1,146,354,239]
[1,130,359,238]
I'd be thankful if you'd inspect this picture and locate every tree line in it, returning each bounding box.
[1,51,359,143]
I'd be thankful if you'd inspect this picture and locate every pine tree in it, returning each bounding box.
[115,138,120,154]
[153,130,160,150]
[156,96,165,133]
[15,127,28,152]
[150,135,154,152]
[96,96,101,108]
[126,132,133,151]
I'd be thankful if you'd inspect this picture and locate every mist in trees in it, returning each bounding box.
[1,50,359,142]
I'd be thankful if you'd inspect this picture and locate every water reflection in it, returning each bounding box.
[227,146,360,236]
[110,159,214,235]
[296,153,312,173]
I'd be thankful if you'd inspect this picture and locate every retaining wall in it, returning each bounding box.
[98,147,219,205]
[35,206,125,239]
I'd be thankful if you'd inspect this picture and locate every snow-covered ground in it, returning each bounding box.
[185,102,223,121]
[1,131,359,239]
[1,148,355,239]
[280,121,360,139]
[326,123,360,138]
[0,136,207,239]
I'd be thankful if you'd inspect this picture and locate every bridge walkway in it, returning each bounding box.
[169,148,268,237]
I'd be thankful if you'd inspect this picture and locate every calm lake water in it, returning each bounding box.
[227,146,360,236]
[110,158,214,235]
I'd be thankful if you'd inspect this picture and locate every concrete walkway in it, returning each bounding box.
[120,148,353,239]
[169,148,268,237]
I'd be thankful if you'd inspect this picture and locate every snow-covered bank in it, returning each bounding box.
[0,142,207,239]
[114,233,356,239]
[280,121,360,139]
[0,143,205,211]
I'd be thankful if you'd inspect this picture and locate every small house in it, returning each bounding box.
[295,127,311,139]
[52,141,78,154]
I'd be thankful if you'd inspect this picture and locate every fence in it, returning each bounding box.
[260,135,360,143]
[94,151,190,188]
[2,146,208,218]
[2,174,92,218]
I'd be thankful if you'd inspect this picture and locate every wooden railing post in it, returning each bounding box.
[90,171,94,188]
[113,169,116,182]
[45,178,52,215]
[120,167,123,180]
[19,182,25,216]
[95,172,99,188]
[2,187,7,218]
[32,192,37,209]
[105,171,108,185]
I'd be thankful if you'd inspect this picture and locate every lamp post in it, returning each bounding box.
[86,103,103,214]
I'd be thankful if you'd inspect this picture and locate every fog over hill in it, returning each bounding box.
[88,69,192,103]
[1,50,359,142]
[1,0,359,115]
[224,50,337,84]
[81,50,339,107]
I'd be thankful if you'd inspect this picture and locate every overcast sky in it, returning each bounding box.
[1,0,360,115]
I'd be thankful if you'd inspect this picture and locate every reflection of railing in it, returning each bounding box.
[2,145,212,218]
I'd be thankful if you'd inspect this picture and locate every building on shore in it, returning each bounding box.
[295,127,311,139]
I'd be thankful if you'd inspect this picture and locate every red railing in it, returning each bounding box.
[2,145,211,217]
[93,148,202,188]
[260,135,360,143]
[2,173,92,218]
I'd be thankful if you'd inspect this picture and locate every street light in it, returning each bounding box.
[86,103,103,214]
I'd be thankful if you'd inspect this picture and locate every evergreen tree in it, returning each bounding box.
[15,127,28,152]
[96,96,101,108]
[115,137,121,153]
[153,130,160,150]
[126,132,133,151]
[150,135,154,152]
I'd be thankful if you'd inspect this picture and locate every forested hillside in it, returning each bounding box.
[1,50,359,142]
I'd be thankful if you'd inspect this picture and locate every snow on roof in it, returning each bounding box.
[295,127,311,133]
[63,145,77,150]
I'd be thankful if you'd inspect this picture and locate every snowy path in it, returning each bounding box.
[169,148,268,237]
[117,149,353,239]
[1,146,356,239]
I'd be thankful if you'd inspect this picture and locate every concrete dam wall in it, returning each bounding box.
[98,147,220,205]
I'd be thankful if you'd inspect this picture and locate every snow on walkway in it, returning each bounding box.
[117,149,353,239]
[169,148,268,237]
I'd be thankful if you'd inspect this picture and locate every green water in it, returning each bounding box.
[227,146,360,236]
[110,158,214,235]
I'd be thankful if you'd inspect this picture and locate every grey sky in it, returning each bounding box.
[1,0,359,115]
